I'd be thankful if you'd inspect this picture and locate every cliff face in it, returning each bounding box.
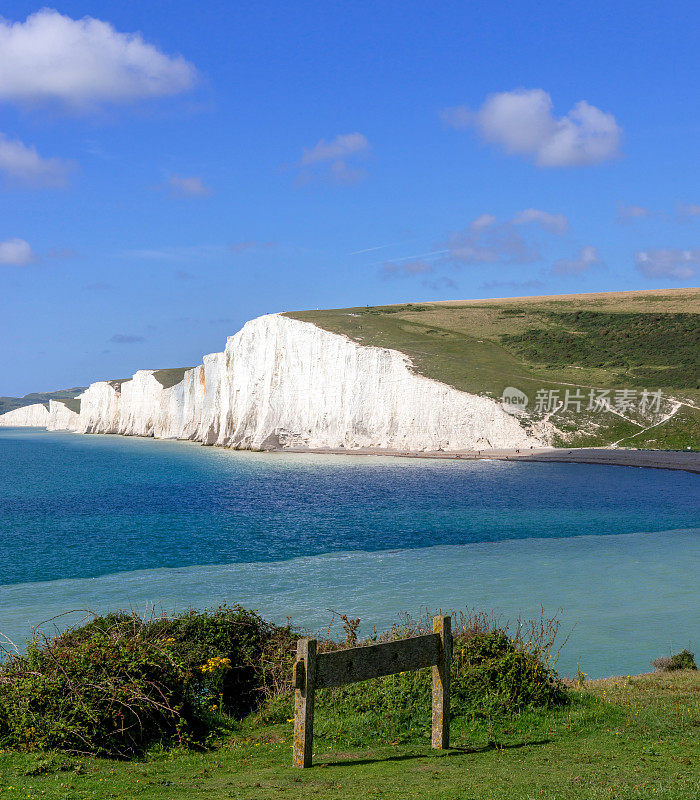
[46,400,81,431]
[79,382,120,434]
[0,403,50,427]
[0,399,80,430]
[0,314,544,450]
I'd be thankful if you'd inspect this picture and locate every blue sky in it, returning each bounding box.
[0,0,698,395]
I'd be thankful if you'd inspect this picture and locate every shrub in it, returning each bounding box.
[652,649,697,672]
[299,610,569,743]
[0,606,568,756]
[452,631,568,715]
[149,606,298,717]
[0,627,193,757]
[55,605,298,719]
[0,605,298,757]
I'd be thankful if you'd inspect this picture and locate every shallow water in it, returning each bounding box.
[0,427,698,676]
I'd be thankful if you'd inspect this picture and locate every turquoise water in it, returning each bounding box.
[1,427,698,676]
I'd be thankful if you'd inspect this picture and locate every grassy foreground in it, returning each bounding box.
[0,671,696,800]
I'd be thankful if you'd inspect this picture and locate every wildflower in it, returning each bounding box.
[200,656,233,673]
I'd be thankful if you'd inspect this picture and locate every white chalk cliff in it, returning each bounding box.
[0,314,544,450]
[0,399,81,430]
[46,400,81,431]
[0,402,50,427]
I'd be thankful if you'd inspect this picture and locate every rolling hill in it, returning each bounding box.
[286,288,700,449]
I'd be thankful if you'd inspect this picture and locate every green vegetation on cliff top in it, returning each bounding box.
[152,367,195,389]
[56,398,81,414]
[1,368,193,414]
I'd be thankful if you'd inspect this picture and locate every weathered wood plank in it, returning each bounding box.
[315,633,440,689]
[431,615,451,749]
[291,616,452,767]
[293,638,317,768]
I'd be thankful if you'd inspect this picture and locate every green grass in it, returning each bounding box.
[500,311,699,389]
[0,671,697,799]
[286,288,700,449]
[152,368,195,390]
[57,399,81,414]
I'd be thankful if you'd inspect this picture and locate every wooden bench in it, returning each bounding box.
[293,614,452,767]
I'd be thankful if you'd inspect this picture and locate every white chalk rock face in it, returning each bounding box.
[117,371,166,437]
[2,314,544,450]
[78,382,121,434]
[46,400,81,431]
[155,368,201,440]
[0,403,51,427]
[199,314,540,450]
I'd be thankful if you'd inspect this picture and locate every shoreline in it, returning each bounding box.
[277,445,700,474]
[3,427,699,474]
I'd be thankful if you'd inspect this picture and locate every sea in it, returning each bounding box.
[1,427,698,678]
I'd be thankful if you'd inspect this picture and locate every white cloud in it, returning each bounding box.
[382,259,435,278]
[512,208,569,234]
[230,240,276,253]
[0,9,197,108]
[121,244,226,260]
[0,133,72,186]
[348,240,407,255]
[326,160,368,185]
[480,279,545,293]
[634,249,699,280]
[297,132,370,185]
[469,213,497,231]
[110,333,145,344]
[439,106,472,129]
[617,203,652,222]
[0,237,35,265]
[380,209,570,281]
[380,249,448,265]
[445,209,567,265]
[167,174,210,197]
[46,247,77,258]
[382,258,459,291]
[423,276,458,291]
[552,245,602,275]
[446,223,540,265]
[443,89,622,167]
[301,133,369,165]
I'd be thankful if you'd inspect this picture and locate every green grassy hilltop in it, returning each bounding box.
[287,288,700,449]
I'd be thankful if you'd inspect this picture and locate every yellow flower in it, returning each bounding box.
[200,655,233,674]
